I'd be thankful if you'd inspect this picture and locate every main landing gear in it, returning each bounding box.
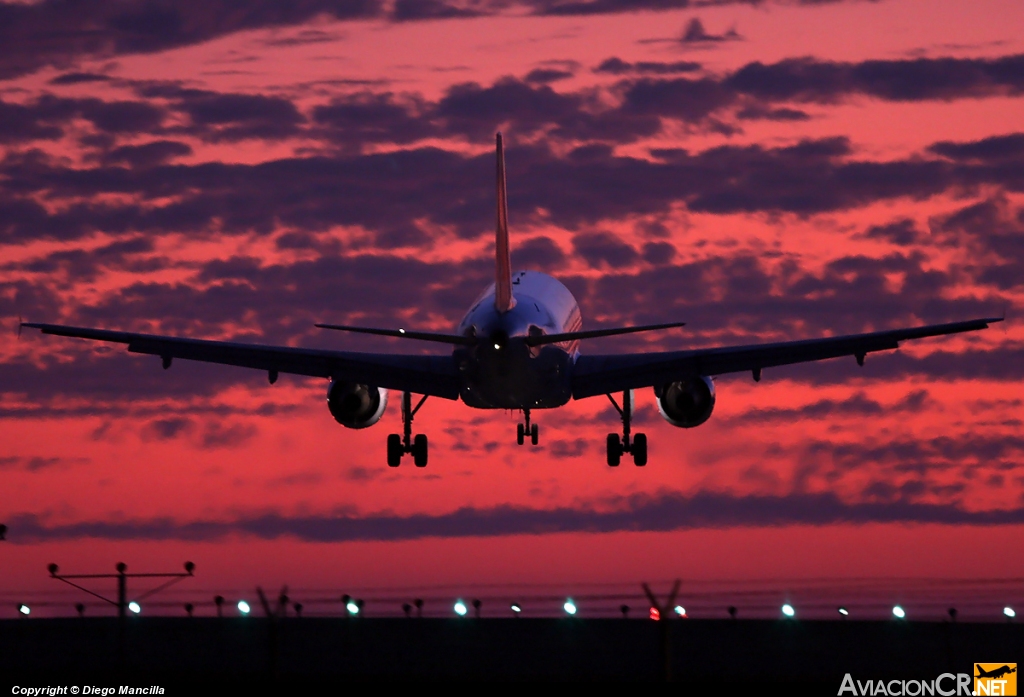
[387,392,428,467]
[516,408,539,446]
[606,391,647,467]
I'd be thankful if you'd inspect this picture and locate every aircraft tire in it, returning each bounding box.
[530,424,539,445]
[387,434,402,467]
[606,434,621,467]
[632,433,647,466]
[517,423,525,445]
[413,434,428,467]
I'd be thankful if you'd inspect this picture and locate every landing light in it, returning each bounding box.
[454,600,468,616]
[237,600,250,615]
[1004,606,1015,618]
[563,599,577,615]
[892,605,906,619]
[781,603,795,618]
[128,601,141,614]
[17,604,29,616]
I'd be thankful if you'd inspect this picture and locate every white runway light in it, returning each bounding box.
[454,600,468,616]
[892,605,906,619]
[346,600,360,615]
[674,606,686,616]
[1004,606,1015,618]
[128,601,141,614]
[781,603,795,618]
[17,604,30,615]
[563,599,577,615]
[237,600,250,615]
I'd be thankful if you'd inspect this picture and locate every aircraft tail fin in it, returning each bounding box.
[494,132,516,313]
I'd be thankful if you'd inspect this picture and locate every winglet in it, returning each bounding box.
[494,133,516,313]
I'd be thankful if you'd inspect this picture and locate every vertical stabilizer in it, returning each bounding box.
[494,132,516,313]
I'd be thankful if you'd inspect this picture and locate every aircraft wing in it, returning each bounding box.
[21,323,461,400]
[570,317,1002,399]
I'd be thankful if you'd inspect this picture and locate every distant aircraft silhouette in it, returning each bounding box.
[22,134,1003,468]
[976,665,1017,679]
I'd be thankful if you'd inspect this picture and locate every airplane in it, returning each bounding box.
[976,665,1017,680]
[22,134,1003,468]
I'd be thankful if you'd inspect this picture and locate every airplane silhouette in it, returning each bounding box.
[22,134,1003,468]
[976,665,1017,680]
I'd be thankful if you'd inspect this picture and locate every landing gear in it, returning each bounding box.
[516,409,539,445]
[387,392,429,467]
[606,391,647,466]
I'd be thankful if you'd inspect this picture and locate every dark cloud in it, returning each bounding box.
[514,236,568,271]
[730,390,932,425]
[861,219,922,246]
[680,18,740,44]
[101,140,193,169]
[572,231,639,268]
[49,72,111,85]
[135,85,306,142]
[312,92,435,146]
[392,0,482,21]
[929,133,1024,162]
[735,105,810,121]
[0,0,383,80]
[525,68,575,84]
[8,489,1024,544]
[594,57,702,75]
[726,54,1024,103]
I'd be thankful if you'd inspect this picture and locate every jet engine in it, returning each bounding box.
[327,380,388,429]
[655,376,715,428]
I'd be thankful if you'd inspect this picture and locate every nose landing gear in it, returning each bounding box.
[606,391,647,466]
[387,392,429,467]
[516,408,539,445]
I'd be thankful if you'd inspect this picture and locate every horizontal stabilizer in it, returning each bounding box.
[314,323,475,346]
[525,322,685,347]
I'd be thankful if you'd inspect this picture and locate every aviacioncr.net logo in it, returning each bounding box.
[838,673,973,696]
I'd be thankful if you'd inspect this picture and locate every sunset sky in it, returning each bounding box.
[1,0,1022,619]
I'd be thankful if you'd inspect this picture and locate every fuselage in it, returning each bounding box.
[453,270,580,409]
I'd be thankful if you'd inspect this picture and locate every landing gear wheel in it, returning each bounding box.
[530,424,539,445]
[412,434,428,467]
[606,433,621,467]
[387,434,402,467]
[517,423,525,445]
[632,433,647,466]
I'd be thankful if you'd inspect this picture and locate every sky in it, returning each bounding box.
[1,0,1023,620]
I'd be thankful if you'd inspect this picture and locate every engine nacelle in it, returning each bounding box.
[327,380,388,429]
[655,376,715,428]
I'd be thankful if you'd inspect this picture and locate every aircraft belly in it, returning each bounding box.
[459,346,573,409]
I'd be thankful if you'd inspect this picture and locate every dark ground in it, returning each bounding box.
[1,617,1018,689]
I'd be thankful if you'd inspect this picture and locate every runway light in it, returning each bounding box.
[454,600,468,616]
[346,599,360,615]
[1004,606,1015,619]
[563,599,577,615]
[838,607,849,617]
[650,607,660,620]
[128,601,141,614]
[237,600,250,615]
[493,343,501,350]
[510,603,521,614]
[17,604,29,616]
[674,606,686,617]
[892,605,906,619]
[781,603,795,618]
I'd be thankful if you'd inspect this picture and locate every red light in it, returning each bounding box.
[649,607,660,621]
